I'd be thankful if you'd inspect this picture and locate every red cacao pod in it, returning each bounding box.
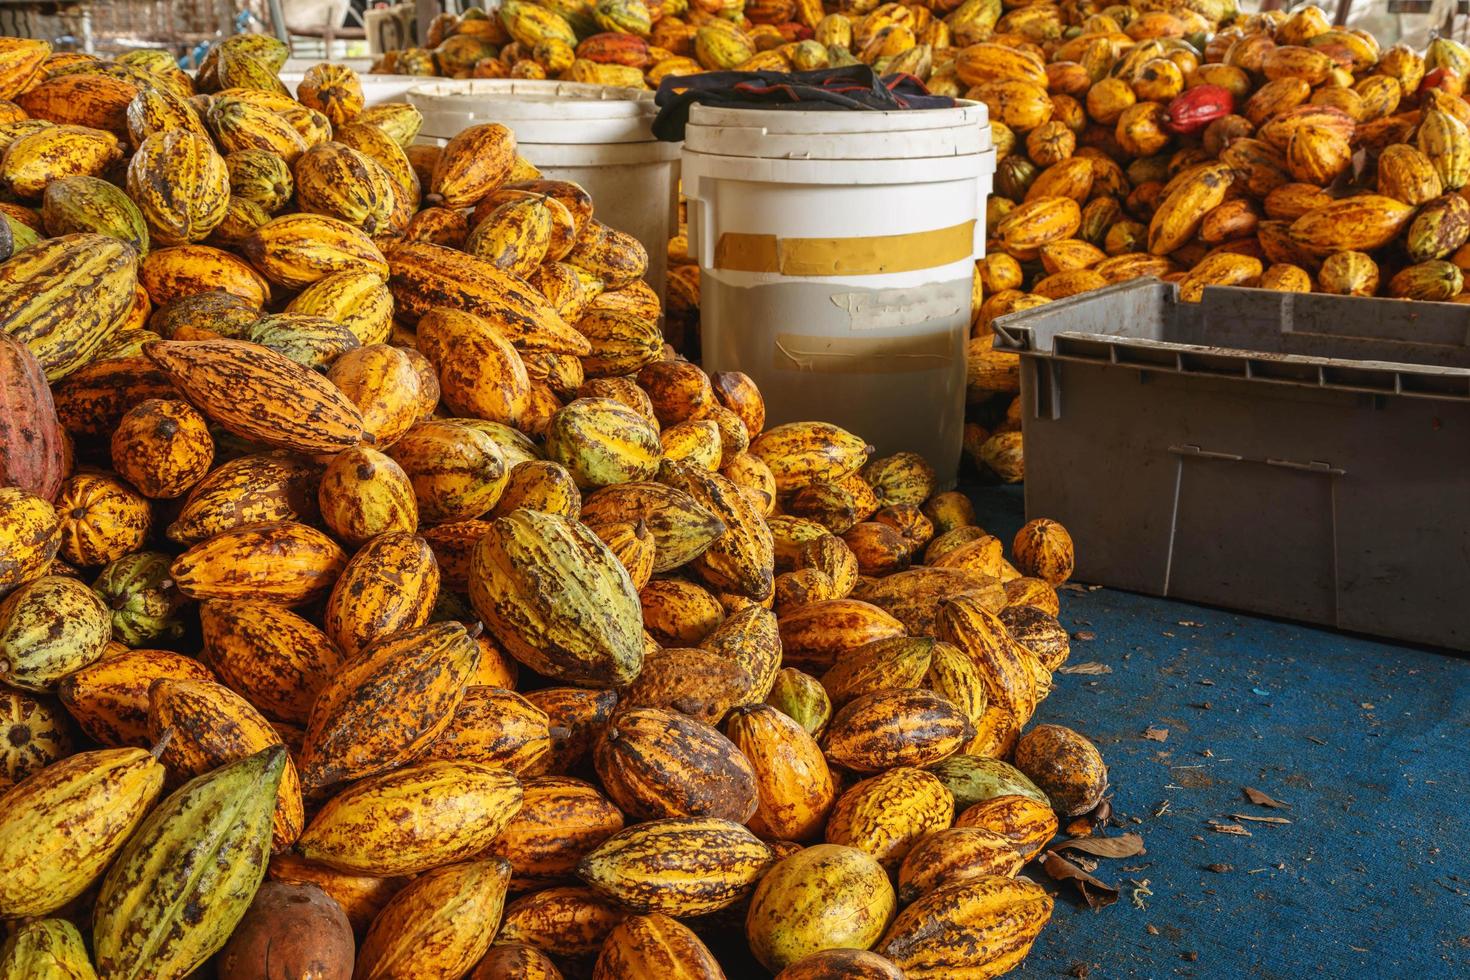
[0,333,67,500]
[576,33,652,67]
[1165,85,1235,135]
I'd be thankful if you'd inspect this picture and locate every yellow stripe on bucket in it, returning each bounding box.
[715,221,976,276]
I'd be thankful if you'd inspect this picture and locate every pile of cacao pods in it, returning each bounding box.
[959,2,1470,473]
[377,0,1470,313]
[0,34,1114,980]
[422,1,1470,478]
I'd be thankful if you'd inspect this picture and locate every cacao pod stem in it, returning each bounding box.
[150,727,176,760]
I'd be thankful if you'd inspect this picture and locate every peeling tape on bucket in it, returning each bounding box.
[714,221,976,276]
[773,331,953,373]
[830,287,966,331]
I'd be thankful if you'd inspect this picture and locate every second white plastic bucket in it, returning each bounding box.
[408,79,681,299]
[681,102,995,485]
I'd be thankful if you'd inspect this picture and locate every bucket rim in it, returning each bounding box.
[683,97,989,135]
[408,78,655,117]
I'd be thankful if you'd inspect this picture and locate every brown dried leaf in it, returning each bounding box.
[1058,661,1112,675]
[1206,863,1233,873]
[1229,813,1292,825]
[1349,146,1369,184]
[1042,851,1119,910]
[1243,787,1289,808]
[1206,820,1252,837]
[1142,726,1169,742]
[1055,832,1146,859]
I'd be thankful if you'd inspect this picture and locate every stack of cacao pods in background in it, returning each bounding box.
[395,1,1470,480]
[0,34,1113,980]
[376,0,1470,318]
[960,3,1470,475]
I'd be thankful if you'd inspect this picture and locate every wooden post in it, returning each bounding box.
[417,0,439,45]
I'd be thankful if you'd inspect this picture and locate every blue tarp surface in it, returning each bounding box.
[968,485,1470,979]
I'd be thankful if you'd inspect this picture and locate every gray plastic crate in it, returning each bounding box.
[992,280,1470,651]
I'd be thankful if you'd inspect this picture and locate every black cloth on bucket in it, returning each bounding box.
[652,65,956,142]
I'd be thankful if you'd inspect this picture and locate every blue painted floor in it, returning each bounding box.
[968,485,1470,980]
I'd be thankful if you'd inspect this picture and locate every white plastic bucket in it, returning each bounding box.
[681,102,995,485]
[408,79,681,299]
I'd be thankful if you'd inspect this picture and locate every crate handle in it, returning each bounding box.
[1265,458,1346,476]
[1168,444,1242,462]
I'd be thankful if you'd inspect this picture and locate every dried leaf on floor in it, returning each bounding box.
[1230,813,1291,825]
[1206,863,1233,873]
[1073,630,1097,641]
[1206,819,1252,837]
[1178,620,1205,627]
[1142,726,1169,742]
[1058,661,1112,675]
[1042,851,1120,910]
[1243,787,1289,808]
[1055,832,1146,859]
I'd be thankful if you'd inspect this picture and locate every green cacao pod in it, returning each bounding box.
[242,312,361,371]
[41,175,149,256]
[469,508,644,687]
[225,148,294,213]
[90,550,188,648]
[0,918,98,980]
[91,746,287,980]
[544,397,662,489]
[0,575,111,691]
